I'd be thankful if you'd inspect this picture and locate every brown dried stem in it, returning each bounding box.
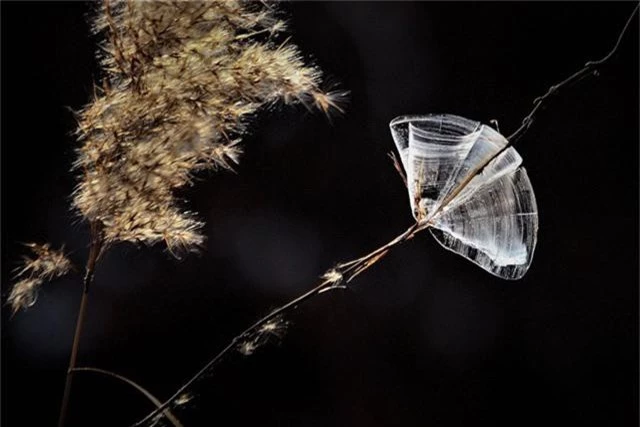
[57,221,104,427]
[507,3,638,144]
[133,221,425,426]
[71,367,183,427]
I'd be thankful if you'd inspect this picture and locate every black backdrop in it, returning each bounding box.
[2,2,638,426]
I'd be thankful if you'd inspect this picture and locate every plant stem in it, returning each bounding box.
[507,3,639,143]
[57,221,103,427]
[71,368,183,427]
[133,221,424,426]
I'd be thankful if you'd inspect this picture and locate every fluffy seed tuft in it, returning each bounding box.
[322,268,344,285]
[238,340,258,356]
[258,316,288,339]
[8,244,72,315]
[72,0,343,255]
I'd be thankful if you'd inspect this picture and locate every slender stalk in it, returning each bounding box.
[508,3,639,143]
[450,3,639,211]
[133,222,423,426]
[57,221,103,427]
[71,368,183,427]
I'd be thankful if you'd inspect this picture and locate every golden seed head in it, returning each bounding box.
[8,244,72,315]
[322,269,344,284]
[72,0,343,255]
[238,340,258,356]
[174,393,193,406]
[258,316,288,338]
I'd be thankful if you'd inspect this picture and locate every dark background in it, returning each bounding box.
[1,2,638,426]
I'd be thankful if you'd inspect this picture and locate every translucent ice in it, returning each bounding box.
[390,114,538,280]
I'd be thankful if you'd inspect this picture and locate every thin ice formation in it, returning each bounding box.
[389,114,538,280]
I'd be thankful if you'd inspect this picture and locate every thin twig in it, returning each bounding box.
[388,151,408,188]
[447,4,640,212]
[71,367,183,427]
[507,4,639,143]
[132,222,423,426]
[57,221,104,427]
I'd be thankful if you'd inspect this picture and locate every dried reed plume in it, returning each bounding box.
[1,2,346,426]
[8,244,72,315]
[72,0,345,255]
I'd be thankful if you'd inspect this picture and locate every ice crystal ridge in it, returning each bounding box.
[390,114,538,280]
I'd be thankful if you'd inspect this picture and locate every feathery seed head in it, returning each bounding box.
[14,243,73,280]
[322,268,344,285]
[174,393,193,407]
[258,316,288,339]
[238,339,258,356]
[73,0,343,255]
[8,244,72,315]
[7,278,43,316]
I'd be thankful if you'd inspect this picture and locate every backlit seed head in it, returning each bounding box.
[8,244,72,315]
[72,0,344,255]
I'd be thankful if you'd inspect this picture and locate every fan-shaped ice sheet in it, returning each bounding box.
[389,114,508,221]
[429,148,538,280]
[389,115,538,279]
